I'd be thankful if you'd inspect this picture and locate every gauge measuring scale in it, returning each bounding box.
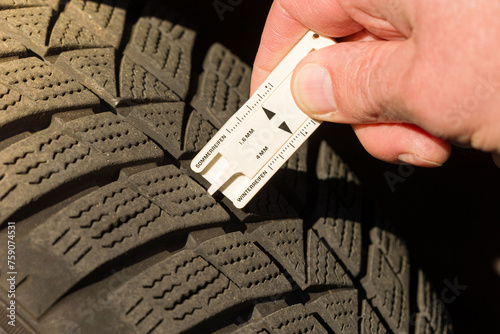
[191,32,336,208]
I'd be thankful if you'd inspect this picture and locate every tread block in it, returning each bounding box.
[0,133,94,225]
[312,203,362,278]
[361,300,389,334]
[119,56,180,104]
[192,70,241,127]
[361,245,410,334]
[124,15,195,99]
[312,141,362,277]
[10,164,229,317]
[0,6,53,55]
[0,29,26,58]
[251,219,306,287]
[247,299,289,322]
[236,304,328,334]
[370,215,410,283]
[306,230,353,288]
[0,0,59,9]
[202,43,251,96]
[0,57,92,102]
[0,112,163,226]
[183,109,218,156]
[0,57,99,133]
[117,104,219,162]
[308,289,359,334]
[0,84,24,134]
[127,165,229,221]
[415,270,452,334]
[55,48,118,106]
[197,232,293,297]
[0,1,127,56]
[65,0,129,49]
[191,43,251,128]
[49,12,105,52]
[243,184,298,220]
[109,250,240,334]
[117,102,185,158]
[63,112,157,156]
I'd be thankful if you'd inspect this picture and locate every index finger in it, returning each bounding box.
[251,0,363,94]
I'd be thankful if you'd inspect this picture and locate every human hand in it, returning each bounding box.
[251,0,500,167]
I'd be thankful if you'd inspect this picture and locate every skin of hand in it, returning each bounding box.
[251,0,500,167]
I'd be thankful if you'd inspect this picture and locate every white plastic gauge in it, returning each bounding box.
[191,31,336,208]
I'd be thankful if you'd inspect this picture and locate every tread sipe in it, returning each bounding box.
[0,1,451,334]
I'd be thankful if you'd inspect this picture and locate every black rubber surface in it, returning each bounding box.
[0,1,452,333]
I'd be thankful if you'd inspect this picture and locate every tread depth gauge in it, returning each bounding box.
[191,32,336,208]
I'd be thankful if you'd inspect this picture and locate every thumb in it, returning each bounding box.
[291,40,415,124]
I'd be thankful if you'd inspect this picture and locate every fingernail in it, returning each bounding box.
[494,257,500,277]
[397,153,442,167]
[293,64,337,115]
[492,153,500,168]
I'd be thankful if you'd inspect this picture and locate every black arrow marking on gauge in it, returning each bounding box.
[278,121,292,134]
[263,107,276,120]
[263,107,292,134]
